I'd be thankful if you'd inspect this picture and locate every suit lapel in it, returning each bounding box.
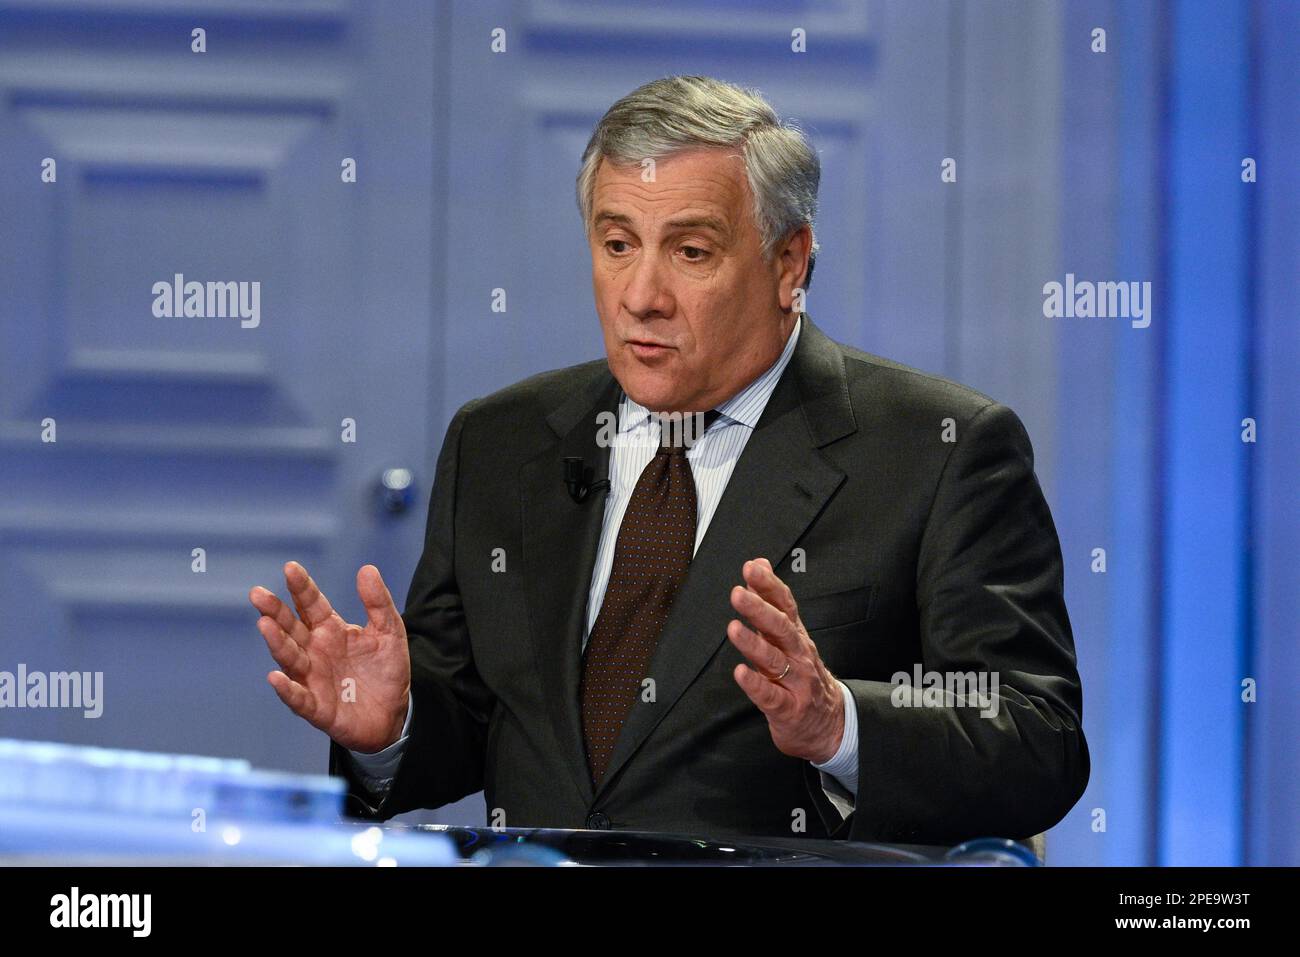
[595,316,857,799]
[519,369,621,808]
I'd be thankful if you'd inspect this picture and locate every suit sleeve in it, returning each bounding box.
[809,401,1090,845]
[328,398,496,820]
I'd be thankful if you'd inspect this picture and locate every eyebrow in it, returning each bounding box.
[667,215,730,236]
[592,211,731,239]
[592,211,631,230]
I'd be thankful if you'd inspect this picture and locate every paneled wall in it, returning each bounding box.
[0,0,439,771]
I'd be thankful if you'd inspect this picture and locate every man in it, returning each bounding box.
[249,75,1088,845]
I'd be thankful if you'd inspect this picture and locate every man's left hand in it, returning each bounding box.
[727,557,845,764]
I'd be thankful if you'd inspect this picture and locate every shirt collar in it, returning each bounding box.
[617,313,803,434]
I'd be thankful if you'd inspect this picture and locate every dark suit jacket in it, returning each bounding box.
[329,314,1090,845]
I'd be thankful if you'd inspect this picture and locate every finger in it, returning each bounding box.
[267,670,316,722]
[730,583,801,654]
[257,616,310,681]
[283,561,336,630]
[727,618,788,680]
[733,662,787,715]
[249,586,309,646]
[743,558,801,622]
[356,564,402,636]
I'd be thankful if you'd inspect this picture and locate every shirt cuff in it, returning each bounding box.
[811,680,858,796]
[344,693,413,791]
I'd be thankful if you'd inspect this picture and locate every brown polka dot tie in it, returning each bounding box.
[580,410,720,789]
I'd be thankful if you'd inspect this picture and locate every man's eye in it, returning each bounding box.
[605,240,629,254]
[680,246,709,261]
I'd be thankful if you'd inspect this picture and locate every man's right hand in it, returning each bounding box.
[250,561,411,754]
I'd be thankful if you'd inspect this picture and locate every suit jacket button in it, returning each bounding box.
[586,811,610,830]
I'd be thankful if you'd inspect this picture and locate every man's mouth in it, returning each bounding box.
[626,339,674,359]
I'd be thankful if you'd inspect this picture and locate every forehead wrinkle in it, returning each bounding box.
[597,164,742,198]
[591,166,753,245]
[595,152,746,202]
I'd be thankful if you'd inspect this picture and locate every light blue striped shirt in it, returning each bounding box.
[350,313,859,819]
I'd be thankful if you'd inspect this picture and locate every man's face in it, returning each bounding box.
[588,147,802,413]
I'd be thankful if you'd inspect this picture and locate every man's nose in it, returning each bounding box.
[620,251,674,318]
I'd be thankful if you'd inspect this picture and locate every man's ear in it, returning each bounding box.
[776,225,814,309]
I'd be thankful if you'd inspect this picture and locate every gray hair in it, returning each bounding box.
[576,75,820,290]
